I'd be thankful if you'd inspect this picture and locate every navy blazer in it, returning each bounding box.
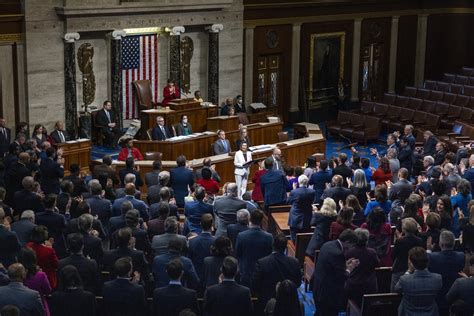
[0,127,11,157]
[428,250,465,311]
[152,251,199,289]
[108,215,126,236]
[0,226,21,267]
[260,170,288,208]
[13,189,45,214]
[35,210,66,240]
[11,218,36,246]
[152,125,173,140]
[102,247,149,282]
[235,227,273,287]
[102,278,146,316]
[153,284,199,316]
[204,280,253,316]
[446,277,474,312]
[86,195,113,227]
[226,222,249,247]
[118,168,143,189]
[388,178,413,203]
[287,186,316,230]
[0,282,44,316]
[308,170,332,203]
[112,195,149,221]
[188,232,215,281]
[184,200,213,234]
[39,157,64,194]
[59,254,101,294]
[170,166,194,207]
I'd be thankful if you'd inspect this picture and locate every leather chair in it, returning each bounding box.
[441,105,462,128]
[277,131,289,142]
[408,98,423,110]
[340,113,362,138]
[420,100,435,113]
[442,92,457,104]
[451,84,464,95]
[403,86,417,98]
[443,73,456,83]
[462,67,474,76]
[146,129,153,140]
[459,107,474,124]
[91,110,105,145]
[424,80,438,90]
[394,96,409,107]
[434,102,449,117]
[415,113,440,135]
[132,80,157,110]
[464,85,474,97]
[468,97,474,110]
[428,90,444,102]
[144,152,163,161]
[237,112,250,125]
[439,121,474,152]
[372,103,388,118]
[360,101,374,115]
[392,108,415,131]
[381,105,401,130]
[416,88,430,100]
[437,82,451,92]
[470,77,474,86]
[352,115,381,145]
[327,111,352,135]
[455,75,469,85]
[382,93,396,105]
[413,111,428,126]
[455,95,470,108]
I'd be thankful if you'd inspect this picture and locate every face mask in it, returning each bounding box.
[183,119,188,124]
[238,100,242,104]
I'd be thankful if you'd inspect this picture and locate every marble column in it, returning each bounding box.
[63,32,80,138]
[208,24,223,106]
[388,16,399,93]
[111,30,126,129]
[169,26,185,90]
[351,18,362,102]
[414,14,429,87]
[290,23,302,113]
[244,27,255,108]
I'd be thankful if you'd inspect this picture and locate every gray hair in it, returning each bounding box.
[78,214,94,232]
[354,228,369,247]
[89,179,102,195]
[159,171,170,185]
[298,175,309,187]
[439,230,455,250]
[353,169,367,189]
[164,217,178,233]
[387,148,397,159]
[443,163,455,175]
[236,209,250,224]
[124,173,136,184]
[21,210,35,221]
[424,155,434,166]
[227,183,238,196]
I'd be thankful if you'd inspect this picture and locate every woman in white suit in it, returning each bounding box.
[234,142,252,198]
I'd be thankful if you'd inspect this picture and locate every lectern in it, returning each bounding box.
[54,139,91,175]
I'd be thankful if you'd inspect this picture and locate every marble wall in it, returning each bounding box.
[23,0,243,130]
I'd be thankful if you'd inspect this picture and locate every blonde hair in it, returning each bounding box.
[319,198,337,216]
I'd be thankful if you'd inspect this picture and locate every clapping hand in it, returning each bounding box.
[346,258,360,273]
[370,148,377,156]
[426,236,435,252]
[346,177,353,187]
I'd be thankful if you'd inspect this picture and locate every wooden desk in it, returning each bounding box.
[55,139,91,175]
[270,212,290,234]
[141,106,218,136]
[294,122,322,139]
[134,121,283,160]
[98,134,325,193]
[248,107,277,124]
[206,116,240,132]
[168,98,201,111]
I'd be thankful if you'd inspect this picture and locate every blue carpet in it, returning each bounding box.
[91,146,120,161]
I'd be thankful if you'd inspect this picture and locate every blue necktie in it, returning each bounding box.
[222,140,228,152]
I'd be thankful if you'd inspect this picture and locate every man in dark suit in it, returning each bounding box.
[170,155,194,208]
[332,153,353,187]
[420,130,438,158]
[235,209,273,287]
[0,208,21,267]
[212,130,232,155]
[183,186,213,234]
[0,117,11,158]
[446,257,474,315]
[321,175,352,208]
[39,147,64,194]
[63,164,88,197]
[370,133,398,158]
[120,210,152,258]
[96,100,121,148]
[102,227,149,284]
[85,180,112,229]
[287,175,316,240]
[93,155,119,185]
[77,213,104,264]
[0,263,44,316]
[188,214,215,282]
[49,121,70,144]
[388,168,413,203]
[5,152,31,201]
[309,160,332,204]
[398,137,414,177]
[428,230,465,316]
[153,258,199,316]
[102,257,146,316]
[118,158,144,189]
[312,229,360,316]
[260,157,288,210]
[151,217,187,256]
[213,183,247,237]
[252,233,302,312]
[145,160,162,187]
[204,256,253,316]
[194,158,221,183]
[59,233,101,294]
[112,183,149,221]
[108,201,132,237]
[152,116,174,140]
[13,176,44,215]
[35,194,66,241]
[268,147,283,172]
[152,239,199,289]
[226,209,249,247]
[395,247,442,316]
[11,210,36,246]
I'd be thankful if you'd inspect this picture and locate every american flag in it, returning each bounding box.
[122,34,158,119]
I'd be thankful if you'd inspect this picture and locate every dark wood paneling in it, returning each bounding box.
[395,15,417,93]
[359,17,392,100]
[425,13,474,81]
[253,24,292,122]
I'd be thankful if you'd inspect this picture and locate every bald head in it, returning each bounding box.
[22,176,35,191]
[227,183,238,196]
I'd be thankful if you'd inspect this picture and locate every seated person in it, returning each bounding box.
[175,115,193,136]
[50,121,70,144]
[162,79,180,107]
[234,95,246,113]
[152,116,174,140]
[212,130,231,155]
[194,90,203,103]
[118,137,143,161]
[220,98,234,116]
[236,126,252,149]
[96,100,121,148]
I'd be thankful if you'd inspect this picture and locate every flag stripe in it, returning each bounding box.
[154,36,158,103]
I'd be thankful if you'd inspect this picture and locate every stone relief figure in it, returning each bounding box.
[180,36,194,94]
[77,43,96,111]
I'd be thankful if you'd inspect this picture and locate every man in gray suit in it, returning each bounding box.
[388,168,413,204]
[213,183,247,237]
[212,130,232,155]
[151,217,188,256]
[268,147,283,172]
[144,160,161,187]
[395,247,442,316]
[0,263,44,316]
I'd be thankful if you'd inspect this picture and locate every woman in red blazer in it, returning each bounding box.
[118,138,143,161]
[251,162,267,202]
[372,157,393,186]
[27,225,59,289]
